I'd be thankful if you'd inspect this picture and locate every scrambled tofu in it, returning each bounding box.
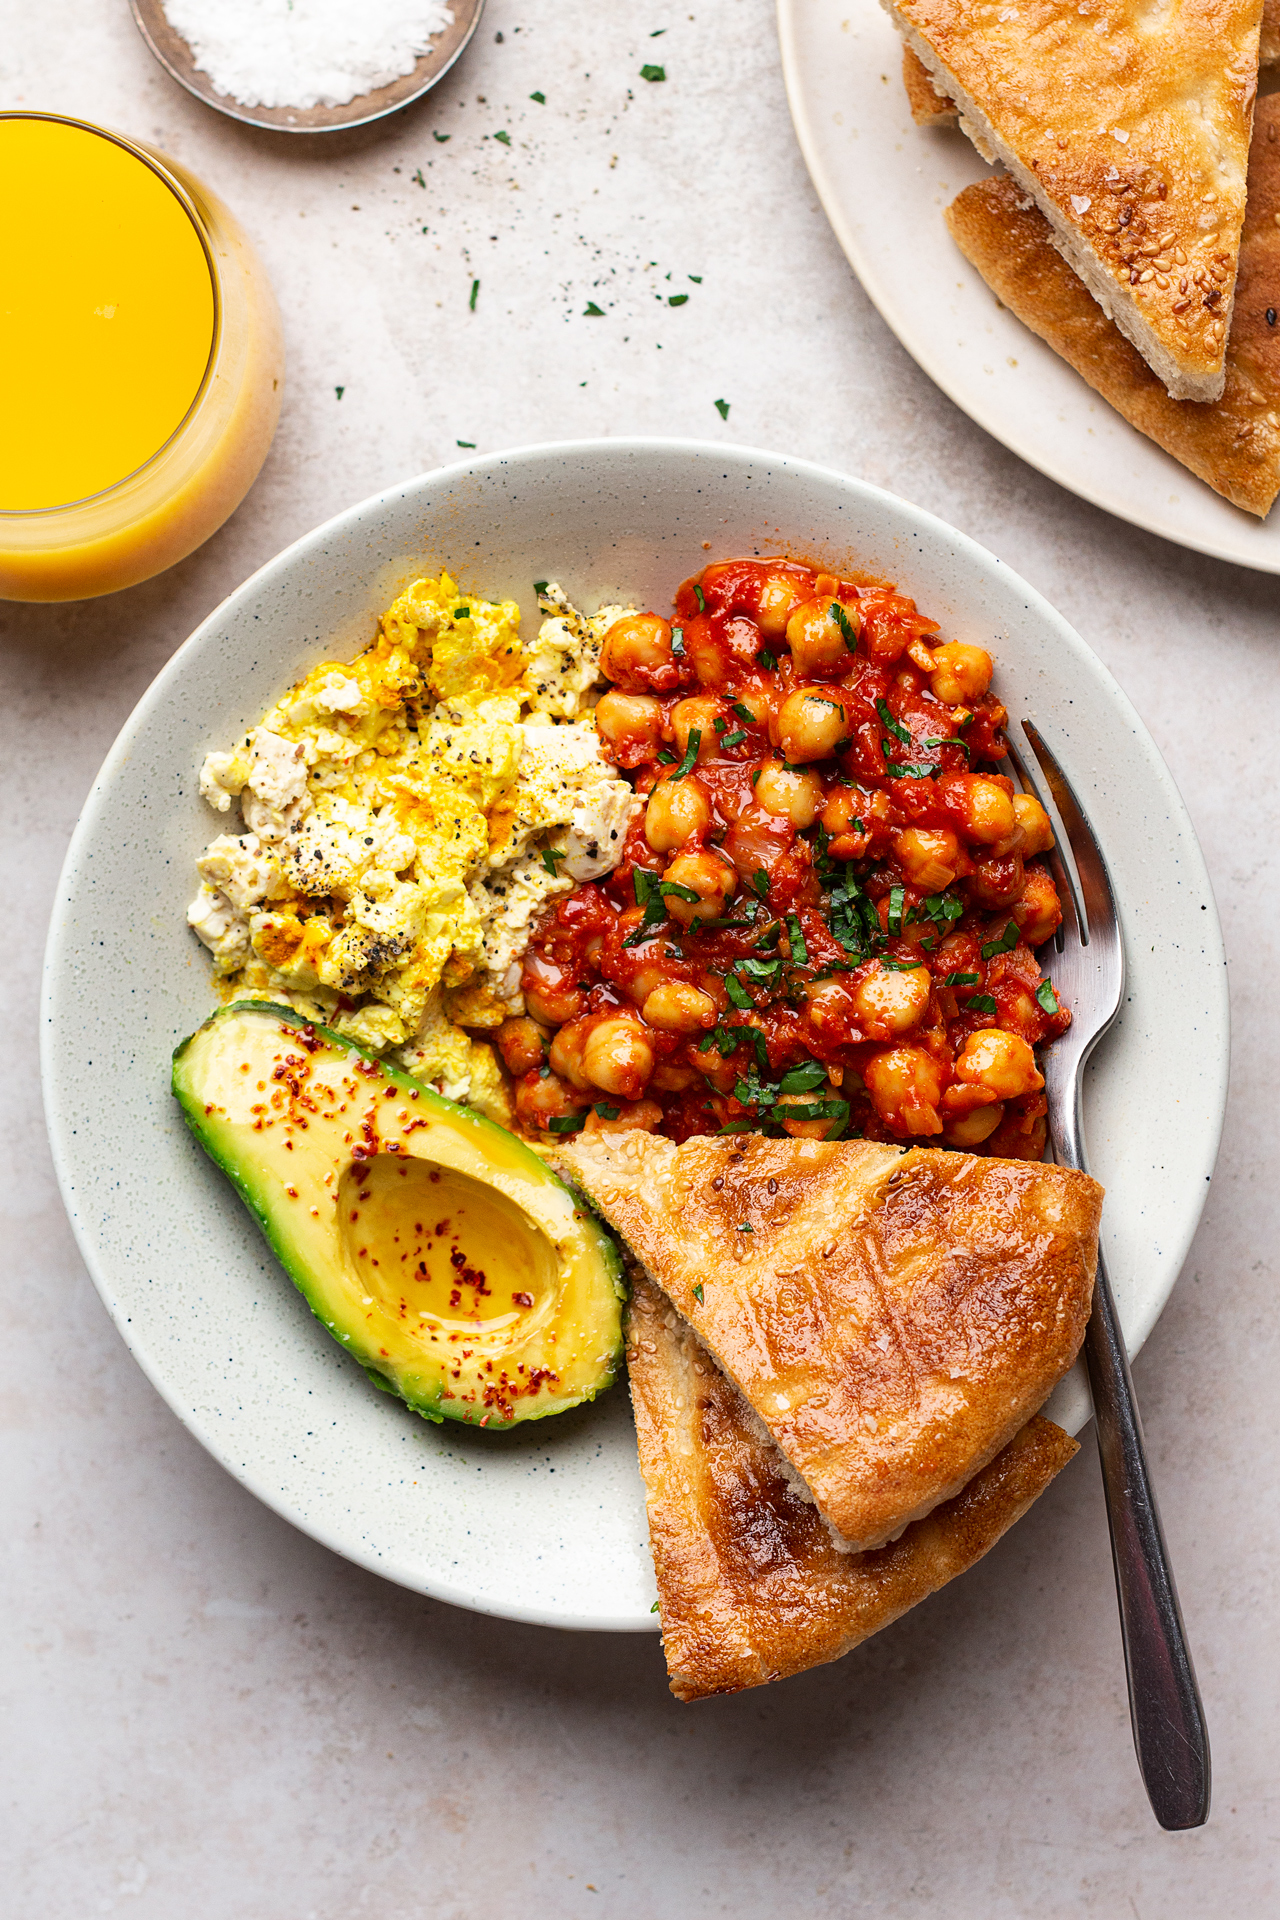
[188,574,638,1122]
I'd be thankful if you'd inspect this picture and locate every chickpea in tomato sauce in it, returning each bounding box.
[504,557,1069,1158]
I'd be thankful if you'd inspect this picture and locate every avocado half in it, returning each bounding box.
[172,1001,625,1427]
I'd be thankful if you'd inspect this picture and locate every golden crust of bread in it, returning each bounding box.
[883,0,1263,400]
[945,95,1280,518]
[1264,0,1279,65]
[556,1133,1100,1552]
[903,45,957,125]
[627,1277,1079,1700]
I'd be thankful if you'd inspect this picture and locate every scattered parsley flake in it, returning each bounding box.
[594,1103,621,1121]
[650,1600,660,1612]
[752,869,770,901]
[469,279,480,310]
[981,921,1021,961]
[737,1222,753,1233]
[887,885,905,937]
[547,1113,586,1134]
[692,1282,704,1302]
[640,63,666,80]
[688,274,702,282]
[780,1061,827,1094]
[433,131,451,142]
[584,300,605,317]
[412,168,426,187]
[830,602,859,650]
[671,625,685,655]
[657,747,677,764]
[786,913,809,965]
[530,90,546,103]
[494,129,511,145]
[673,727,702,778]
[1036,979,1060,1014]
[694,583,706,612]
[456,439,476,448]
[714,397,730,420]
[668,293,688,306]
[758,648,776,670]
[876,698,911,746]
[541,848,563,877]
[454,606,470,618]
[943,970,980,986]
[334,386,344,400]
[725,973,752,1011]
[721,729,747,748]
[966,993,998,1015]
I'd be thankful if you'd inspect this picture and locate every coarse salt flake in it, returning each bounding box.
[162,0,454,111]
[1070,195,1092,215]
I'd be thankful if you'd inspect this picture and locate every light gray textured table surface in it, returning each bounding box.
[5,4,1278,1915]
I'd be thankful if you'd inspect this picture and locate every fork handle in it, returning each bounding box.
[1083,1246,1211,1829]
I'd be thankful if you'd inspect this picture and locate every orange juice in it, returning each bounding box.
[0,115,284,601]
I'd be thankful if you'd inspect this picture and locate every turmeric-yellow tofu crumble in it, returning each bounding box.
[187,573,638,1122]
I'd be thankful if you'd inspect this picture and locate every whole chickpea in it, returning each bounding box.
[581,1018,656,1100]
[894,826,959,891]
[967,849,1025,909]
[862,1046,945,1136]
[731,680,774,726]
[952,774,1018,847]
[662,848,738,925]
[929,642,993,704]
[1011,864,1063,947]
[804,975,861,1043]
[652,1060,699,1092]
[785,597,859,675]
[641,980,718,1033]
[549,1016,595,1091]
[754,757,826,828]
[943,1102,1005,1148]
[645,774,712,853]
[599,613,675,689]
[594,690,663,765]
[850,960,932,1038]
[773,687,853,765]
[755,564,809,637]
[954,1028,1044,1098]
[670,694,723,764]
[521,953,586,1028]
[495,1016,546,1078]
[514,1069,587,1132]
[1012,791,1055,855]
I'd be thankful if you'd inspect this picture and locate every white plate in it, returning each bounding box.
[777,0,1280,574]
[41,440,1229,1631]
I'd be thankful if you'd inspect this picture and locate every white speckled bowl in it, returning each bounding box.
[41,440,1229,1631]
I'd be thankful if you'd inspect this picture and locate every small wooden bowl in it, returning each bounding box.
[129,0,485,134]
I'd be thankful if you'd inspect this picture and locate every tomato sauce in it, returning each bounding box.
[501,557,1070,1159]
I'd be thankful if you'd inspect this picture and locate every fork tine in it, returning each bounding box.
[1002,730,1084,953]
[1021,720,1123,952]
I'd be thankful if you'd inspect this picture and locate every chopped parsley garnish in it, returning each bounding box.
[694,583,706,612]
[412,168,426,186]
[456,439,476,448]
[593,1103,621,1121]
[584,301,605,317]
[732,701,756,724]
[640,63,667,81]
[943,970,980,986]
[541,848,563,877]
[916,892,964,930]
[530,91,546,103]
[533,579,549,595]
[657,747,677,764]
[786,914,809,965]
[673,727,702,777]
[454,606,470,618]
[721,729,747,748]
[668,293,688,307]
[433,131,451,142]
[830,602,859,650]
[780,1098,850,1126]
[966,993,998,1015]
[876,698,911,747]
[689,274,702,282]
[779,1061,827,1094]
[752,868,770,901]
[692,1282,704,1301]
[547,1112,586,1134]
[469,279,479,311]
[884,760,938,779]
[882,957,924,971]
[714,398,730,420]
[757,648,776,670]
[660,879,700,903]
[671,625,685,655]
[887,885,905,937]
[737,1223,754,1233]
[1036,979,1060,1014]
[494,130,512,145]
[981,921,1021,961]
[922,736,970,758]
[725,973,753,1011]
[650,1600,660,1613]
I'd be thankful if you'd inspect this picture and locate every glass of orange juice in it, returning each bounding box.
[0,113,284,602]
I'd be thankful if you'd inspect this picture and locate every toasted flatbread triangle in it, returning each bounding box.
[944,97,1280,517]
[555,1133,1100,1551]
[627,1277,1078,1700]
[882,0,1264,400]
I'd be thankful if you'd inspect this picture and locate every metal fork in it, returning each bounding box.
[1005,719,1211,1831]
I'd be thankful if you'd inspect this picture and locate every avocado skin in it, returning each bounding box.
[172,1001,625,1428]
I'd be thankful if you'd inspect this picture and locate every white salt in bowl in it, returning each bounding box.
[42,439,1228,1629]
[130,0,486,134]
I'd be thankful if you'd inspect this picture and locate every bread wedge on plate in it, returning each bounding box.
[902,44,956,126]
[554,1133,1101,1553]
[627,1276,1078,1699]
[881,0,1264,400]
[945,92,1280,518]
